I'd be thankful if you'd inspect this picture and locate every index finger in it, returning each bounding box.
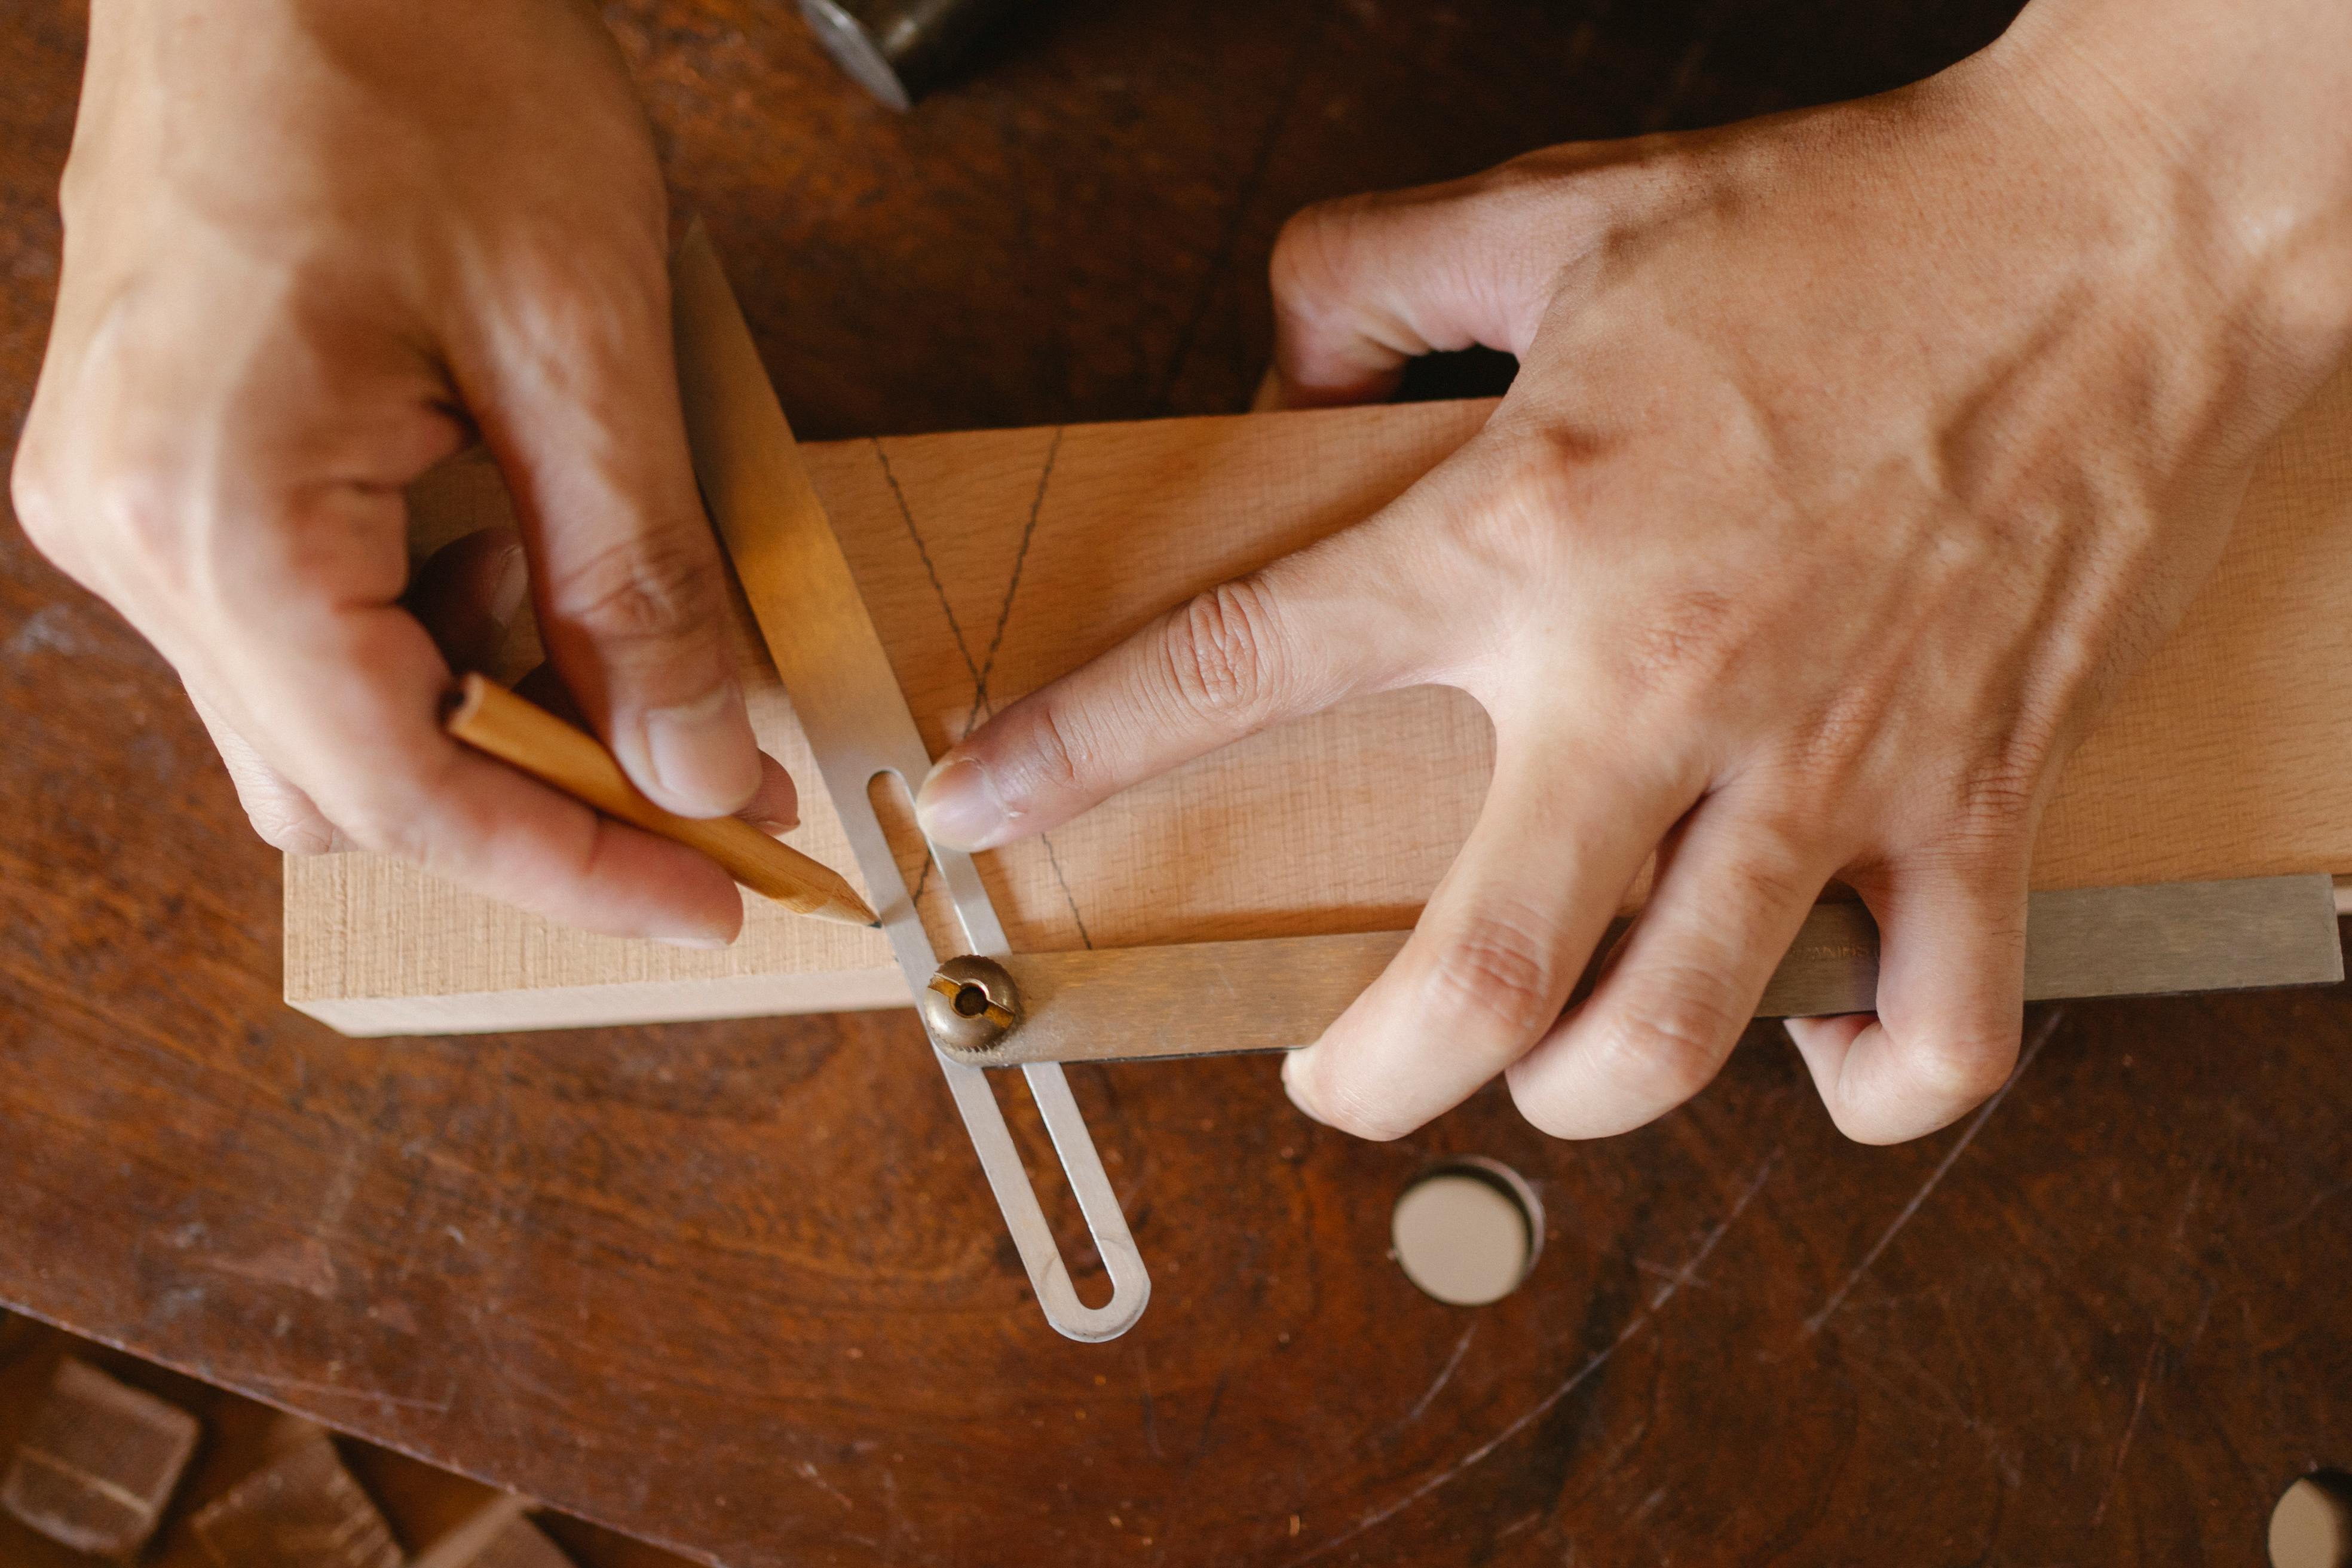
[912,456,1491,852]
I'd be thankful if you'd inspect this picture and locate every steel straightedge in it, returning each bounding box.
[672,226,1147,1342]
[955,875,2346,1067]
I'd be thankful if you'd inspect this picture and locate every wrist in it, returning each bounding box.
[1983,0,2352,366]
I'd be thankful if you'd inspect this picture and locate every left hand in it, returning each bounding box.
[11,0,783,947]
[916,4,2352,1144]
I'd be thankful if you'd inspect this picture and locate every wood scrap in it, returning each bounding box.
[188,1436,403,1568]
[410,1494,575,1568]
[0,1356,200,1555]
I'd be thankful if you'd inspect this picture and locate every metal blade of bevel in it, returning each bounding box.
[672,225,1147,1342]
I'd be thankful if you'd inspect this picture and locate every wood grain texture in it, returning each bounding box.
[287,369,2352,1033]
[10,1,2352,1564]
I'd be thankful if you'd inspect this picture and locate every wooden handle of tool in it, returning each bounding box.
[443,673,876,927]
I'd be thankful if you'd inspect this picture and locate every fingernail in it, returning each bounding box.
[642,682,761,814]
[656,932,734,951]
[915,755,1010,850]
[1280,1052,1331,1126]
[745,763,801,834]
[489,546,529,632]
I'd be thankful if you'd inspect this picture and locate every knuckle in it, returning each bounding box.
[1893,749,2048,861]
[1002,694,1091,806]
[1589,981,1742,1106]
[1725,836,1824,913]
[1475,151,1620,240]
[494,229,669,341]
[1956,752,2043,832]
[1423,437,1589,611]
[1481,149,1570,200]
[247,804,338,856]
[1267,197,1369,315]
[545,529,722,653]
[1778,683,1888,795]
[15,446,191,583]
[1420,912,1561,1040]
[1903,812,2035,897]
[1159,575,1290,728]
[1907,1027,2020,1109]
[56,149,93,216]
[1465,437,1585,552]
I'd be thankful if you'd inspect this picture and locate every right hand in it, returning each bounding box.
[11,0,788,946]
[916,2,2352,1146]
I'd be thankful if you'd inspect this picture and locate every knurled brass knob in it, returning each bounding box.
[919,954,1021,1054]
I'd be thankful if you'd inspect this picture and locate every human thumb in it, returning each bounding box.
[459,261,762,818]
[1264,167,1570,409]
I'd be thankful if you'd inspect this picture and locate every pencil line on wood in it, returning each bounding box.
[1040,830,1094,950]
[874,436,984,688]
[962,424,1064,738]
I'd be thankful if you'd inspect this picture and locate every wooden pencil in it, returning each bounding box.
[443,673,877,928]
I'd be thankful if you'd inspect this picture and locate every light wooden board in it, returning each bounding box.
[284,369,2352,1036]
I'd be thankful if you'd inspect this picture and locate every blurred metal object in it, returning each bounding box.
[798,0,1021,111]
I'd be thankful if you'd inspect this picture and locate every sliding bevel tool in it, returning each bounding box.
[673,228,1147,1343]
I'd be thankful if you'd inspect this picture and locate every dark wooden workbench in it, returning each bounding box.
[5,2,2348,1562]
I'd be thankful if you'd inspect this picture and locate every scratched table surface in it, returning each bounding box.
[4,1,2349,1563]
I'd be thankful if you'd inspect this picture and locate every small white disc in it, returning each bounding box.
[2272,1477,2352,1568]
[1391,1169,1535,1306]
